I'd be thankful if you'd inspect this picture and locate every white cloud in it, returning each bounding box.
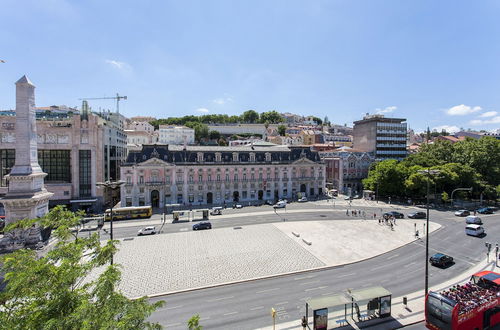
[196,108,209,113]
[375,106,397,114]
[446,104,481,116]
[105,59,131,70]
[479,111,498,118]
[432,125,460,134]
[469,116,500,125]
[212,97,233,105]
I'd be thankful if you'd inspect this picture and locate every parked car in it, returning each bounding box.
[408,211,426,219]
[454,210,470,217]
[344,196,352,200]
[298,196,308,202]
[477,207,494,214]
[265,200,274,205]
[233,204,243,209]
[192,221,212,230]
[137,226,156,236]
[429,253,454,267]
[273,201,287,209]
[383,211,404,219]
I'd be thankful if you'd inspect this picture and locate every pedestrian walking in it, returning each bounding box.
[346,209,349,216]
[390,222,394,231]
[394,217,396,225]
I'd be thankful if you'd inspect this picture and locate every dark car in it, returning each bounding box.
[429,253,454,267]
[383,211,404,219]
[477,207,494,214]
[408,211,426,219]
[192,221,212,231]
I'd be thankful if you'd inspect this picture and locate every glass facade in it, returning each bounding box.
[38,150,71,183]
[0,149,15,187]
[79,150,92,197]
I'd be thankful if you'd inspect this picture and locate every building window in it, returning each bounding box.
[225,174,229,182]
[250,153,255,162]
[189,175,194,183]
[79,150,92,197]
[232,152,238,162]
[215,152,222,162]
[197,152,203,162]
[139,176,144,184]
[234,174,238,181]
[126,198,132,207]
[0,149,15,187]
[217,174,220,181]
[139,187,145,193]
[208,174,212,182]
[39,150,71,183]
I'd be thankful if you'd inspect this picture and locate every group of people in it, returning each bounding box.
[441,282,500,314]
[378,215,396,230]
[346,209,366,217]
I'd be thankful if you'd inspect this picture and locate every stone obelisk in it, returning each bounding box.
[1,76,53,246]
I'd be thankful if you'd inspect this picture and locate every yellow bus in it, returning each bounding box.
[104,206,153,221]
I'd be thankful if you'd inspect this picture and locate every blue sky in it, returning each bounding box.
[1,0,500,133]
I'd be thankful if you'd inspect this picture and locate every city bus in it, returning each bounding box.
[425,270,500,329]
[104,206,152,221]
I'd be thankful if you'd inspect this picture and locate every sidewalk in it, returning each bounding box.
[258,258,498,329]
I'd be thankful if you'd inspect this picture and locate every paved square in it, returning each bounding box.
[114,224,325,298]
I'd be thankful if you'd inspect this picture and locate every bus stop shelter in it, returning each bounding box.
[349,286,392,322]
[305,286,392,329]
[306,293,351,329]
[172,209,209,222]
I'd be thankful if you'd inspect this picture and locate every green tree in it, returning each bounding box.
[277,125,287,136]
[0,206,164,329]
[241,110,259,123]
[362,160,408,197]
[310,116,322,126]
[259,111,284,124]
[209,130,221,140]
[188,315,202,330]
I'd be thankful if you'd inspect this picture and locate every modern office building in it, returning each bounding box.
[353,114,407,160]
[0,101,127,213]
[120,144,326,208]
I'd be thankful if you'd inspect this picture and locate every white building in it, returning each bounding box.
[127,120,154,133]
[158,125,195,145]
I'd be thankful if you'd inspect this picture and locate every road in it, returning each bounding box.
[98,201,500,329]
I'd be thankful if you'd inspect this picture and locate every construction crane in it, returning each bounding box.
[79,93,127,113]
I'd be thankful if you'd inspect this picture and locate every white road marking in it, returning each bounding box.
[276,301,288,305]
[337,273,355,278]
[387,254,399,260]
[305,286,328,292]
[179,228,189,232]
[199,316,210,321]
[404,261,417,268]
[321,292,337,296]
[300,280,320,285]
[251,306,264,310]
[164,305,183,310]
[256,288,280,294]
[223,311,238,316]
[166,323,181,327]
[206,296,234,302]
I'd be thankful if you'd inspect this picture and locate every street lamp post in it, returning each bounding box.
[96,180,125,265]
[417,169,440,295]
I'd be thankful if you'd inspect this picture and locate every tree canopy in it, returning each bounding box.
[363,137,500,200]
[0,206,164,329]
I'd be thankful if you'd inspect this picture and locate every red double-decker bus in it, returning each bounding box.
[425,270,500,329]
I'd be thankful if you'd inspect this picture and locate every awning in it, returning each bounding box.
[349,286,392,302]
[307,293,351,311]
[69,199,98,203]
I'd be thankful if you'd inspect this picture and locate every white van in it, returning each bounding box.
[210,207,223,215]
[465,215,482,225]
[273,200,287,209]
[465,224,485,237]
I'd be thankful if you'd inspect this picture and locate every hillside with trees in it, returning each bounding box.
[362,137,500,202]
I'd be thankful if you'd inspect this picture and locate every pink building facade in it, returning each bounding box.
[121,145,326,208]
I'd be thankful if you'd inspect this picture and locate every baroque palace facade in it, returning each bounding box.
[121,144,326,207]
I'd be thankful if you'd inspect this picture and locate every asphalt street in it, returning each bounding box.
[96,201,500,329]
